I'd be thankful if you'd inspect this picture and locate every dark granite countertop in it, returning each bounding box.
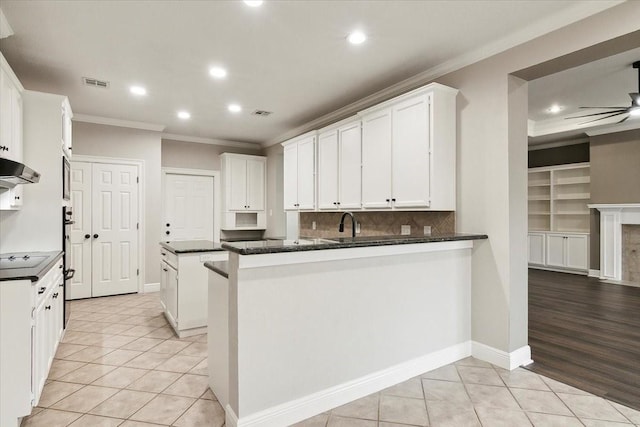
[0,251,64,282]
[221,233,488,255]
[204,261,228,278]
[160,240,225,254]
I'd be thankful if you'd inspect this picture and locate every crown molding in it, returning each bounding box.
[73,114,165,132]
[263,0,623,147]
[161,133,262,150]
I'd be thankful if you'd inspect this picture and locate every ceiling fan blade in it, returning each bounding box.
[578,111,626,125]
[566,110,626,119]
[617,115,630,124]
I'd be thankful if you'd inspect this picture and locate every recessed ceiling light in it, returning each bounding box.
[177,111,191,120]
[209,67,227,79]
[347,30,367,45]
[129,86,147,96]
[546,104,564,114]
[244,0,263,7]
[228,104,242,113]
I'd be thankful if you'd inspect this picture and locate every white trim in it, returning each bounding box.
[263,1,623,147]
[73,114,165,132]
[588,269,601,278]
[162,133,261,150]
[226,342,471,427]
[161,167,221,243]
[72,155,146,294]
[0,8,14,39]
[144,283,159,293]
[472,342,533,370]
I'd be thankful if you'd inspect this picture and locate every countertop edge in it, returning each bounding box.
[222,234,488,255]
[204,261,229,278]
[0,251,64,283]
[159,241,226,254]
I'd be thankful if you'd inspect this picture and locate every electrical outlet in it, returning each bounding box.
[312,221,316,230]
[423,226,432,235]
[401,225,411,235]
[355,222,361,234]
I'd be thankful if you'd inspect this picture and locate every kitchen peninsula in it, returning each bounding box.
[206,233,487,427]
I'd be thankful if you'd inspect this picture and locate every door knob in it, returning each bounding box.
[84,234,90,239]
[166,231,170,235]
[93,234,99,239]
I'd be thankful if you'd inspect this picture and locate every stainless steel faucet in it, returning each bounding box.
[338,212,357,238]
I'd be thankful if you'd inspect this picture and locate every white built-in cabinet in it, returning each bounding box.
[282,83,457,212]
[0,258,63,427]
[317,118,362,210]
[220,153,266,230]
[283,132,316,210]
[527,163,590,273]
[0,52,25,210]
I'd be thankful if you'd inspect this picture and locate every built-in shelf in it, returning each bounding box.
[528,162,590,233]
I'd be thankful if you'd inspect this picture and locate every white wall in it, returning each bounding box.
[161,139,261,171]
[72,121,162,285]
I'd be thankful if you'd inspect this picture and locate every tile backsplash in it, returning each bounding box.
[299,211,455,238]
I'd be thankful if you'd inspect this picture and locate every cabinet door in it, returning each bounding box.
[228,156,248,210]
[283,143,298,210]
[246,158,265,211]
[69,161,92,299]
[361,109,392,208]
[528,233,545,266]
[546,234,566,268]
[392,94,430,208]
[297,137,316,210]
[166,265,178,329]
[339,122,362,210]
[566,235,588,270]
[32,301,48,406]
[0,68,13,160]
[160,260,168,310]
[0,184,23,210]
[11,85,22,162]
[317,130,339,210]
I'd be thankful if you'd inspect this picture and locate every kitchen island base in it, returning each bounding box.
[208,238,489,427]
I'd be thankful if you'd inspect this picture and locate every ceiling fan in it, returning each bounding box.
[566,60,640,125]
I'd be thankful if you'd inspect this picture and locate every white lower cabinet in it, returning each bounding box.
[528,232,588,273]
[160,247,227,338]
[0,258,63,427]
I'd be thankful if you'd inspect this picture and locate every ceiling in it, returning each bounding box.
[528,46,640,145]
[0,1,624,147]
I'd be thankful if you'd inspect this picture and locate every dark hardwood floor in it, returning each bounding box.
[526,268,640,410]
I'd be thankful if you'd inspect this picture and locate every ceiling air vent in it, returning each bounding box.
[251,110,273,117]
[82,77,110,89]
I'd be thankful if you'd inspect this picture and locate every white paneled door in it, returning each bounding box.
[70,161,140,299]
[164,173,214,241]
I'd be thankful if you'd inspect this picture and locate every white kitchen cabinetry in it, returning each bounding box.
[283,132,316,210]
[0,53,25,211]
[0,257,63,427]
[160,246,227,338]
[546,233,588,271]
[359,83,457,210]
[220,153,266,230]
[317,118,362,210]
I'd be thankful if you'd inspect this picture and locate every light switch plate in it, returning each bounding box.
[423,226,432,235]
[401,225,411,235]
[312,221,316,230]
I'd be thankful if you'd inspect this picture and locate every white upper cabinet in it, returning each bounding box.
[283,132,316,211]
[0,53,23,163]
[220,153,266,229]
[317,118,362,210]
[360,83,457,211]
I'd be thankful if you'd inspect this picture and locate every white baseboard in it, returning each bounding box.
[144,282,159,293]
[472,341,532,370]
[225,341,471,427]
[588,269,600,278]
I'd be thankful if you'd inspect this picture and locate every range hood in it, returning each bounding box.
[0,158,40,188]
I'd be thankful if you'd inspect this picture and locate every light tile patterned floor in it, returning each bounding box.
[21,293,640,427]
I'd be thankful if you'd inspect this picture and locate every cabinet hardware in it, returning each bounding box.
[64,269,75,280]
[392,198,396,202]
[45,305,51,310]
[38,287,45,294]
[15,196,20,200]
[53,293,59,298]
[93,233,99,239]
[161,252,166,256]
[166,223,170,227]
[386,199,390,202]
[163,268,168,272]
[84,234,90,239]
[166,231,170,235]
